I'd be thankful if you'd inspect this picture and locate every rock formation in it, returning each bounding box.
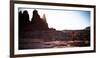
[19,9,49,32]
[30,9,49,31]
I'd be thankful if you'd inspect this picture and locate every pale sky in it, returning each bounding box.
[19,8,90,30]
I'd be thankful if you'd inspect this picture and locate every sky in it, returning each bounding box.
[19,8,90,30]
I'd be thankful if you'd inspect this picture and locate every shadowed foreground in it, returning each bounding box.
[19,30,90,49]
